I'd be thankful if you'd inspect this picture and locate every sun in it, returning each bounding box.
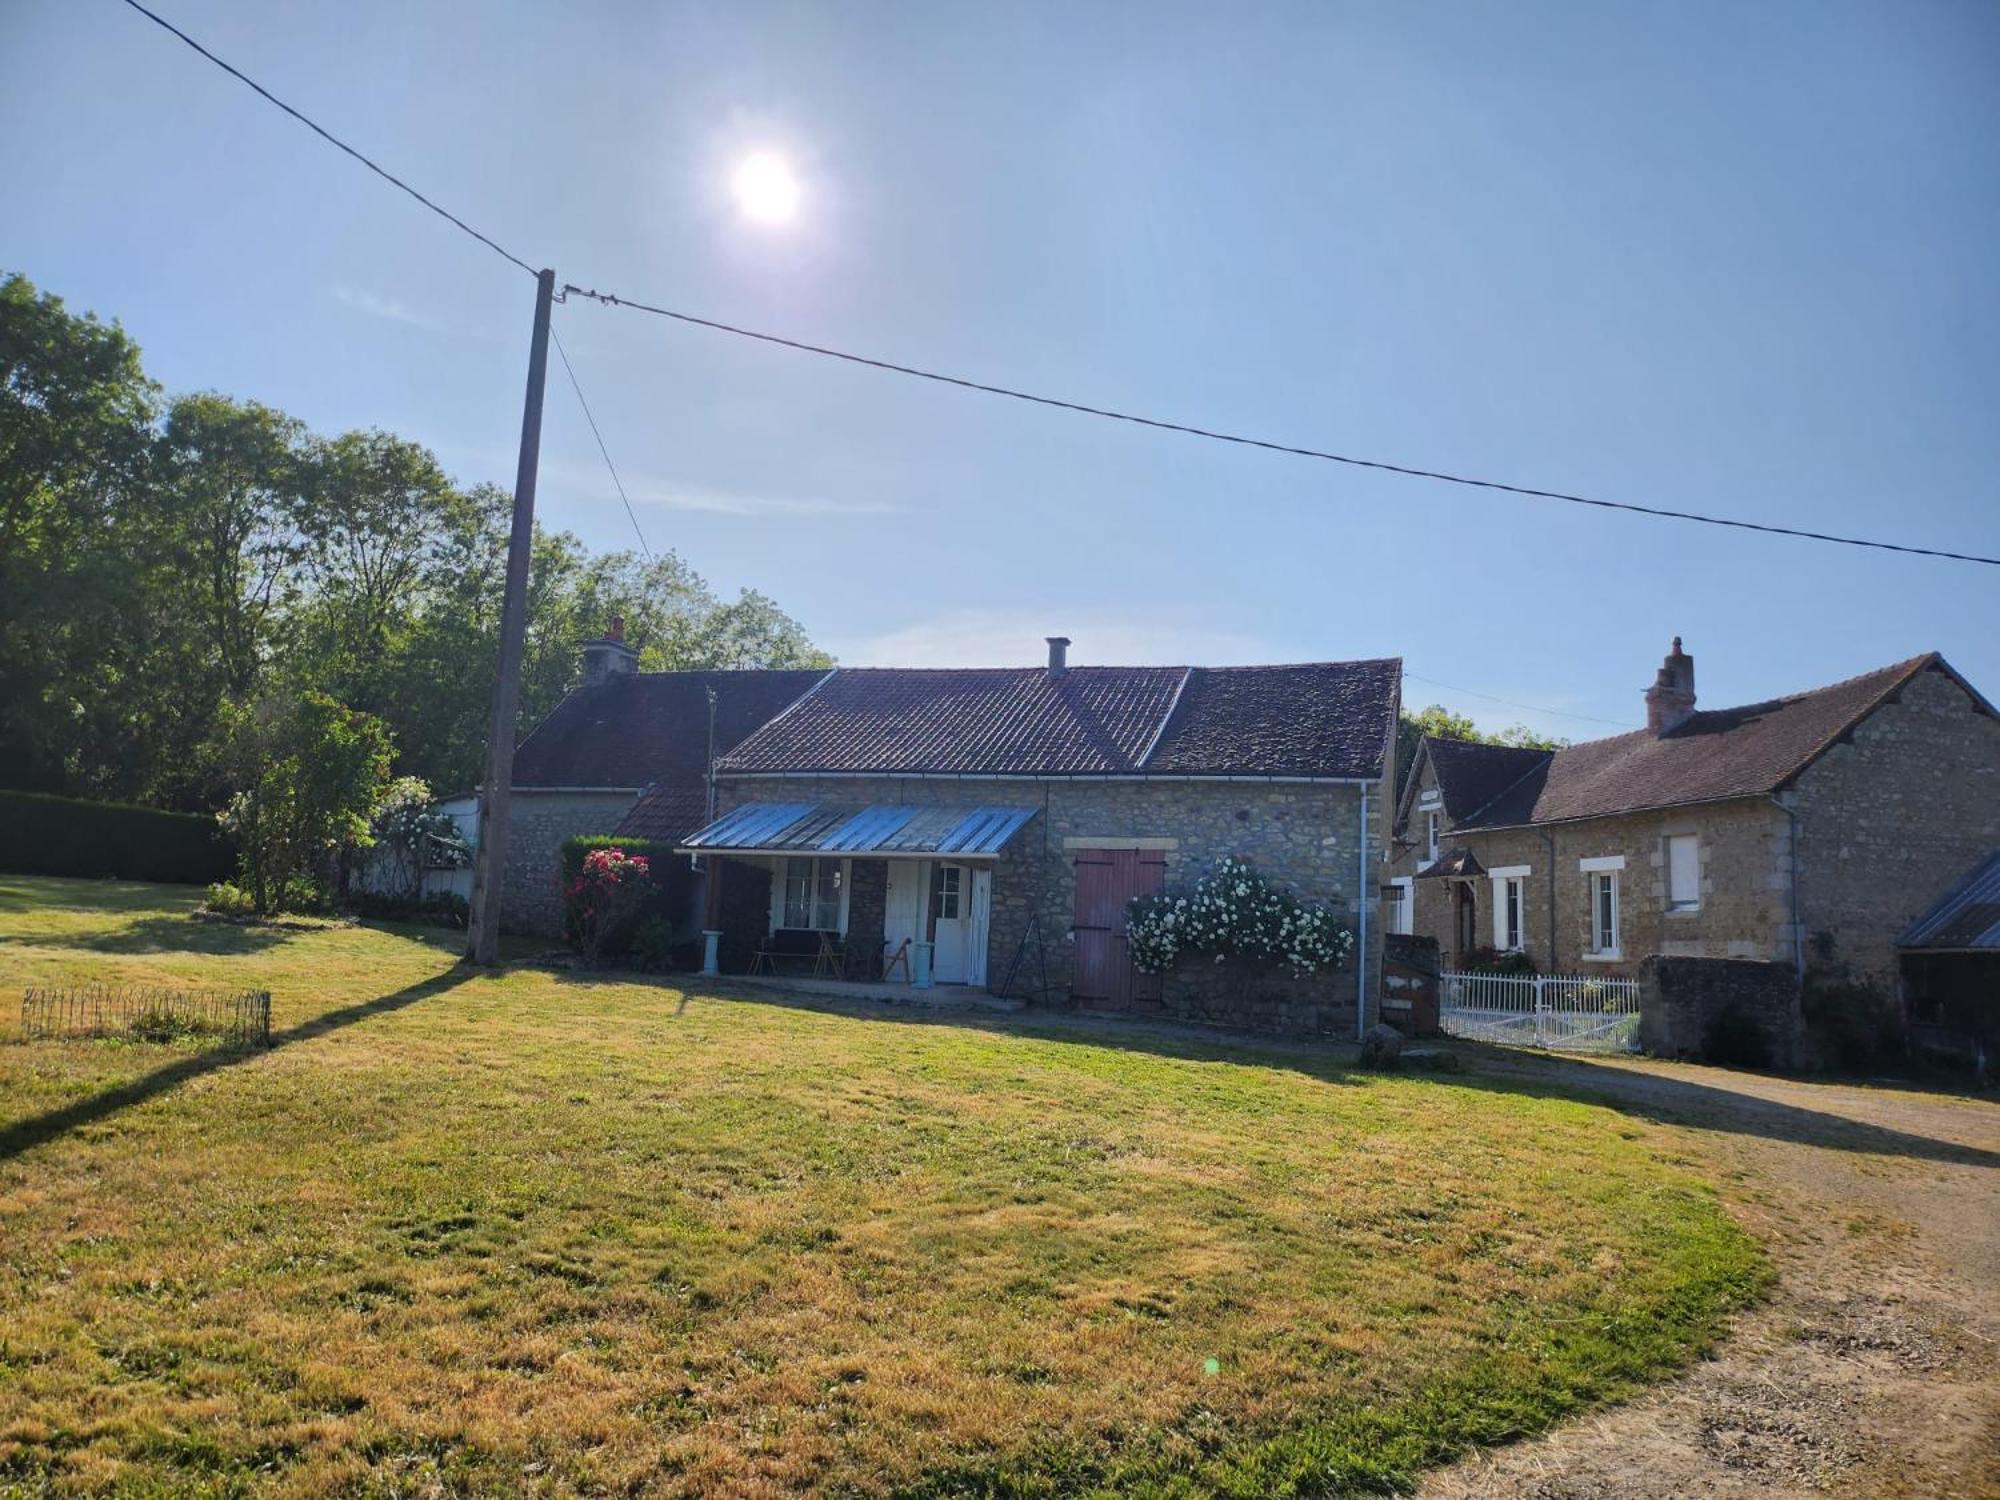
[732,152,801,225]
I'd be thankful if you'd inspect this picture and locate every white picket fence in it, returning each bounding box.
[1438,970,1642,1053]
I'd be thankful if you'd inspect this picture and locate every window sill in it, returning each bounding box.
[1581,950,1624,963]
[1666,906,1702,917]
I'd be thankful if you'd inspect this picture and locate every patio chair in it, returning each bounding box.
[812,931,845,979]
[748,936,777,976]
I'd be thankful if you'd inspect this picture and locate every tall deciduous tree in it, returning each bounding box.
[0,274,163,795]
[0,270,837,810]
[155,394,308,698]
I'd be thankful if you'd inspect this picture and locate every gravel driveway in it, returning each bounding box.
[1423,1052,2000,1499]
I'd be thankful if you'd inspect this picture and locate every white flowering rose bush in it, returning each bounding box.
[1126,855,1354,978]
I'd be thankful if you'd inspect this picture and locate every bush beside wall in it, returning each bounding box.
[0,790,236,884]
[556,835,689,956]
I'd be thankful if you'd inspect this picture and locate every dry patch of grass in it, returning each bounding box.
[0,877,1766,1495]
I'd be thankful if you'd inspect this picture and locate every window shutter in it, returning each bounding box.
[1667,836,1699,909]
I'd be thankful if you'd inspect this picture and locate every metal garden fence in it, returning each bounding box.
[20,984,272,1046]
[1438,969,1641,1053]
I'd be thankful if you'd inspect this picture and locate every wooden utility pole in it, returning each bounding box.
[466,267,556,964]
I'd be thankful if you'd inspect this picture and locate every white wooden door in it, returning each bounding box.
[931,863,968,983]
[883,859,928,970]
[966,868,992,987]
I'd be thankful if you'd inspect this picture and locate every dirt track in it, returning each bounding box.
[1423,1054,2000,1499]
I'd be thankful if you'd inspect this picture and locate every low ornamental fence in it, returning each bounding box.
[1437,970,1641,1053]
[20,985,272,1047]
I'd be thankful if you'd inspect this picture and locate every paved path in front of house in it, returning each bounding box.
[1422,1052,2000,1499]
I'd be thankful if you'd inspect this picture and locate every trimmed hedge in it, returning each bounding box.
[0,789,236,884]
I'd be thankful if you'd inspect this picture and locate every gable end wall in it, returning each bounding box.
[1789,664,2000,990]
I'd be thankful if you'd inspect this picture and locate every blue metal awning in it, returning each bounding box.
[679,802,1038,859]
[1900,850,2000,952]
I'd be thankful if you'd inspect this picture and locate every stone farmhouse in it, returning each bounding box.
[1385,640,2000,1019]
[684,639,1400,1034]
[491,630,1401,1036]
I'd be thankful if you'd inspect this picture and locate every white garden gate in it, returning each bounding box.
[1438,970,1641,1053]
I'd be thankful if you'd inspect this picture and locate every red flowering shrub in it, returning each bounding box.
[564,846,653,966]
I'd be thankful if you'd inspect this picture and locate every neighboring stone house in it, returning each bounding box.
[1385,640,2000,1009]
[679,638,1402,1037]
[491,622,824,934]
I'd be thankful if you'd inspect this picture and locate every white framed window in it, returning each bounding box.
[1488,866,1529,951]
[1425,810,1441,865]
[1588,870,1620,957]
[1384,877,1414,936]
[933,863,962,921]
[1666,834,1700,912]
[782,856,844,931]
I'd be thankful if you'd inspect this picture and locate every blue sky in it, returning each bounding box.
[7,0,1996,740]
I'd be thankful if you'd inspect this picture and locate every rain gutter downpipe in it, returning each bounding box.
[1357,784,1369,1041]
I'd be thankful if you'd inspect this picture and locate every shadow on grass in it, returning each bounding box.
[554,964,2000,1171]
[0,877,207,916]
[0,966,476,1163]
[1438,1044,2000,1171]
[0,915,304,955]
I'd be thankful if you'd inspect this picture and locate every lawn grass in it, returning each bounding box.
[0,876,1768,1496]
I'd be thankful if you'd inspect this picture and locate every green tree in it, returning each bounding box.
[155,394,308,697]
[0,271,837,812]
[214,690,393,913]
[0,273,163,795]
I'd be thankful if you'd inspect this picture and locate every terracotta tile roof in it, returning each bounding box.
[1145,661,1403,778]
[613,787,712,843]
[510,669,827,789]
[1421,736,1557,822]
[1456,654,1958,829]
[716,666,1185,775]
[714,660,1401,779]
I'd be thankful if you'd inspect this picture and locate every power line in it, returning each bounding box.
[112,0,2000,572]
[115,0,536,278]
[561,285,2000,569]
[550,323,655,561]
[1402,671,1632,729]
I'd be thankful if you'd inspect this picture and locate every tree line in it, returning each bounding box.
[0,271,831,813]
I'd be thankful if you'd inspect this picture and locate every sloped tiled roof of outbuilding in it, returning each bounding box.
[510,669,828,789]
[715,660,1401,779]
[1456,653,1980,829]
[613,786,712,843]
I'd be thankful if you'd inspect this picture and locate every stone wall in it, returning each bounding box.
[1790,663,2000,992]
[1638,955,1804,1069]
[712,773,1388,1034]
[845,859,888,979]
[497,790,642,936]
[1386,753,1793,975]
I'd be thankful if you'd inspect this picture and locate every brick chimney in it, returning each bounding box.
[582,615,639,687]
[1644,636,1696,735]
[1045,636,1071,678]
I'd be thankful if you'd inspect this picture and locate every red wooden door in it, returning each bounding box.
[1071,848,1166,1010]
